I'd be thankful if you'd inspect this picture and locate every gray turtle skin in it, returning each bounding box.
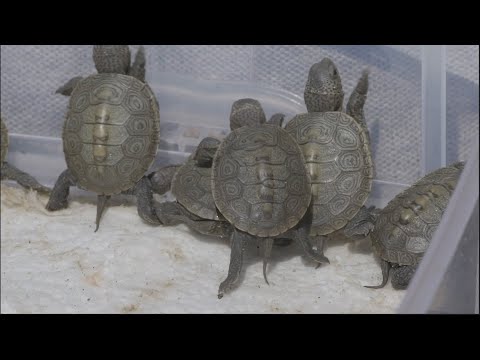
[1,116,51,194]
[366,162,464,290]
[46,73,161,231]
[56,45,147,97]
[230,98,267,131]
[285,58,375,263]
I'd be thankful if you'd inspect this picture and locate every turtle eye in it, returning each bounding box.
[330,65,337,76]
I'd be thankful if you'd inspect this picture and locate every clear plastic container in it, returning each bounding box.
[1,45,478,313]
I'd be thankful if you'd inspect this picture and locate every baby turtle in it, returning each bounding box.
[285,58,375,261]
[46,72,160,231]
[366,162,465,289]
[56,45,147,96]
[1,116,51,193]
[212,123,330,298]
[169,99,285,222]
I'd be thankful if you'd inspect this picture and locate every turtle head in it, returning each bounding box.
[229,98,267,131]
[93,45,131,75]
[194,137,221,167]
[304,58,344,113]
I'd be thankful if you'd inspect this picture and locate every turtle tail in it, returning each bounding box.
[263,238,274,285]
[95,195,110,232]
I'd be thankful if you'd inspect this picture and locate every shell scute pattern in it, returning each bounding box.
[285,111,373,236]
[212,124,311,237]
[63,73,160,195]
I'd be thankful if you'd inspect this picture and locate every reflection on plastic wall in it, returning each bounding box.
[429,200,479,314]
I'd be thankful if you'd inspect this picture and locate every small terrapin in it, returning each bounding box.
[284,58,375,262]
[56,45,147,96]
[1,116,51,193]
[45,72,161,231]
[366,162,465,290]
[154,98,287,230]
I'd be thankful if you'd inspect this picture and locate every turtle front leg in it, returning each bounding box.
[365,259,391,289]
[346,69,371,141]
[46,169,76,211]
[1,162,51,194]
[128,46,146,82]
[391,265,417,290]
[343,206,380,240]
[218,228,250,299]
[55,76,84,96]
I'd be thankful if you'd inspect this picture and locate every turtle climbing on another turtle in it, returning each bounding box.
[152,98,287,230]
[365,162,465,290]
[56,45,147,96]
[1,116,51,194]
[284,58,375,263]
[46,72,161,231]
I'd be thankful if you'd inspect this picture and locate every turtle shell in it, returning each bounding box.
[172,158,219,221]
[371,162,464,266]
[212,124,312,237]
[285,111,373,236]
[63,73,160,195]
[1,116,8,165]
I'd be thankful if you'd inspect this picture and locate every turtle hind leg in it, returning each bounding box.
[127,176,161,225]
[46,169,76,211]
[263,238,274,285]
[313,235,329,269]
[1,162,51,194]
[294,218,330,265]
[343,206,379,240]
[55,76,84,96]
[94,195,110,232]
[391,265,417,290]
[218,229,249,299]
[365,259,391,289]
